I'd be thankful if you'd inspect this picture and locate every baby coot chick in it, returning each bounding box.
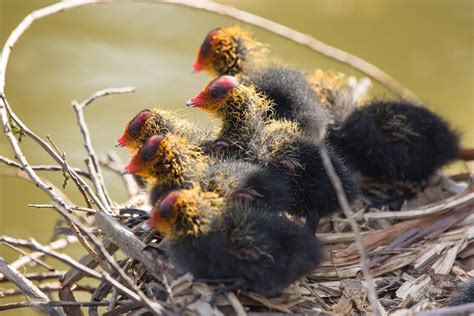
[193,27,330,136]
[117,108,209,155]
[326,100,460,183]
[148,187,323,302]
[125,134,292,211]
[188,77,359,233]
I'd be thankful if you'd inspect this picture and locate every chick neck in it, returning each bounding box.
[166,188,226,240]
[216,85,272,149]
[262,119,306,168]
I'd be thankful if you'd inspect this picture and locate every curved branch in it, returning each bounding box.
[161,0,422,104]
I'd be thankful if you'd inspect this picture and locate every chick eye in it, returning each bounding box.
[140,146,155,162]
[160,204,173,219]
[210,89,223,99]
[129,121,142,138]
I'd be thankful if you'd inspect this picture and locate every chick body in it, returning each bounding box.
[326,100,459,182]
[151,188,323,298]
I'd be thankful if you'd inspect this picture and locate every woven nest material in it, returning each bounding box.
[113,168,473,315]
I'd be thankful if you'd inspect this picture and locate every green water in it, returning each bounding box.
[0,0,472,314]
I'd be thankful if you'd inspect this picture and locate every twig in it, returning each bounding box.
[1,237,103,279]
[9,237,76,271]
[1,282,95,297]
[0,257,62,315]
[60,239,118,288]
[0,168,75,206]
[0,236,147,304]
[28,204,97,216]
[0,155,90,178]
[0,300,121,312]
[318,143,381,315]
[2,243,55,271]
[99,151,140,197]
[416,303,474,316]
[71,86,135,208]
[161,0,422,104]
[0,271,65,283]
[94,212,165,282]
[80,86,136,109]
[365,191,474,221]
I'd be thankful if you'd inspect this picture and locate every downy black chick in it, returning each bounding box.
[326,100,460,183]
[147,187,323,302]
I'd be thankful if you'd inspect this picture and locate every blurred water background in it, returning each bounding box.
[0,0,472,314]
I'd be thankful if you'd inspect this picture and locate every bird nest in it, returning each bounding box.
[0,1,473,315]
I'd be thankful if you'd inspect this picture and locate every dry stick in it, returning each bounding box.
[1,88,160,313]
[0,1,421,106]
[0,5,161,315]
[0,300,119,312]
[318,143,381,315]
[0,156,90,178]
[0,128,158,312]
[3,112,162,311]
[0,258,62,315]
[61,240,119,288]
[71,86,135,208]
[94,212,165,282]
[0,236,143,302]
[100,151,140,197]
[416,303,474,316]
[2,243,55,271]
[161,0,422,104]
[2,282,94,297]
[0,166,106,271]
[0,271,65,283]
[29,204,97,216]
[2,99,107,212]
[1,51,159,316]
[9,237,76,271]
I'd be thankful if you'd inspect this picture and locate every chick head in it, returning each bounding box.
[148,188,223,239]
[124,135,164,178]
[117,109,154,153]
[193,26,263,76]
[186,75,240,116]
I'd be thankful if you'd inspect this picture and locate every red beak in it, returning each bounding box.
[192,59,202,73]
[192,49,203,73]
[124,160,141,174]
[116,135,127,147]
[186,94,205,108]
